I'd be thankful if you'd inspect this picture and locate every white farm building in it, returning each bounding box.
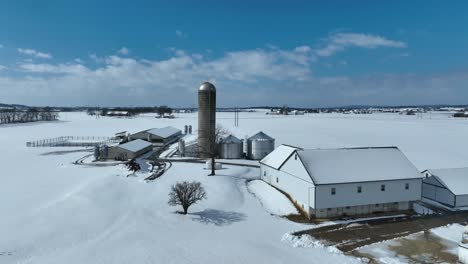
[422,168,468,208]
[130,126,182,145]
[260,145,423,218]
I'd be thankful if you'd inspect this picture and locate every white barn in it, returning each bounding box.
[130,126,182,144]
[260,145,423,218]
[422,168,468,208]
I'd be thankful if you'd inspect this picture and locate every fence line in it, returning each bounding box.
[26,136,120,147]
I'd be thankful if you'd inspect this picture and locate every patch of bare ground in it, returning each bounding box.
[294,211,468,252]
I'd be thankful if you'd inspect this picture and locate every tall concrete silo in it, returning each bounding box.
[198,82,216,158]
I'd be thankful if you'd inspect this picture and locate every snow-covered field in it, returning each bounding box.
[1,111,467,263]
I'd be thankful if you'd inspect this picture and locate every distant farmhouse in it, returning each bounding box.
[260,145,423,218]
[422,168,468,208]
[130,126,182,145]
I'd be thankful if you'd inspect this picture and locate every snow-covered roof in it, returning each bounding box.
[220,135,242,144]
[147,126,181,138]
[297,147,422,185]
[260,145,301,170]
[118,139,153,152]
[248,131,274,141]
[425,168,468,195]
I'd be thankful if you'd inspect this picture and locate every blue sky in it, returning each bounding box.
[0,1,467,107]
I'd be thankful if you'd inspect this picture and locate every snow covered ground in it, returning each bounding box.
[1,111,467,263]
[248,180,298,216]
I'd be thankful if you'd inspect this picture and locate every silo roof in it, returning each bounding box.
[248,131,274,141]
[220,135,242,144]
[199,82,216,92]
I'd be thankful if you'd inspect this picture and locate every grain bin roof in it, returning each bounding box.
[118,139,152,153]
[425,168,468,195]
[147,126,181,139]
[297,147,422,185]
[220,135,242,144]
[260,145,301,170]
[248,131,274,141]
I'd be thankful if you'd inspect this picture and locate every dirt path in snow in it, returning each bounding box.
[294,212,468,253]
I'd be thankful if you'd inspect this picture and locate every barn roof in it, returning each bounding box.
[425,168,468,195]
[118,139,152,153]
[260,145,301,170]
[147,126,181,139]
[297,147,422,185]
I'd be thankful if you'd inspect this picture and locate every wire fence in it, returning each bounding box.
[26,136,120,147]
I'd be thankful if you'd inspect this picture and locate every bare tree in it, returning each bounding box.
[196,126,229,176]
[168,181,207,214]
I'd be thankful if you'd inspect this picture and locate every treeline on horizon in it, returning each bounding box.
[0,107,59,124]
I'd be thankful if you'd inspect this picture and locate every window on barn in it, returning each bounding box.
[263,171,266,177]
[381,184,386,191]
[357,186,362,193]
[405,183,409,190]
[331,188,336,195]
[276,177,279,183]
[295,154,298,160]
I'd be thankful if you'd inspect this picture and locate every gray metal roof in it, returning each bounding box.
[147,126,181,139]
[426,168,468,195]
[297,147,422,185]
[220,135,242,144]
[118,139,153,153]
[199,82,216,92]
[248,131,274,141]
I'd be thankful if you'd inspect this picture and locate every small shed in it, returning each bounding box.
[106,139,153,160]
[422,168,468,208]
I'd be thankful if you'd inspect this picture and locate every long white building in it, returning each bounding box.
[260,145,423,218]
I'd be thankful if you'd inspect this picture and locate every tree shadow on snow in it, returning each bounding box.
[191,209,246,226]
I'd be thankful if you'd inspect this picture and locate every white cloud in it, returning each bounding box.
[17,48,52,59]
[118,47,130,55]
[0,44,3,48]
[176,30,187,38]
[19,63,89,74]
[0,65,6,71]
[316,33,406,57]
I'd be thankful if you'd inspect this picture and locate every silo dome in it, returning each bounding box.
[247,131,275,160]
[219,135,243,159]
[199,82,216,92]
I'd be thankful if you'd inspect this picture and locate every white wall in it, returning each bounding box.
[315,179,422,209]
[260,155,315,214]
[422,177,456,207]
[457,195,468,207]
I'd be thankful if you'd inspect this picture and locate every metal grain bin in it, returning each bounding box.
[247,132,275,160]
[219,135,243,159]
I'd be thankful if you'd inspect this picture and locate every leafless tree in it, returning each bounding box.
[196,126,229,176]
[168,181,207,214]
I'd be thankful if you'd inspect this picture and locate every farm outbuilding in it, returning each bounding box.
[105,139,153,161]
[260,145,423,218]
[422,168,468,208]
[130,126,182,144]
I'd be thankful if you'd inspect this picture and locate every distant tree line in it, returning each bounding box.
[0,107,59,124]
[87,106,173,117]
